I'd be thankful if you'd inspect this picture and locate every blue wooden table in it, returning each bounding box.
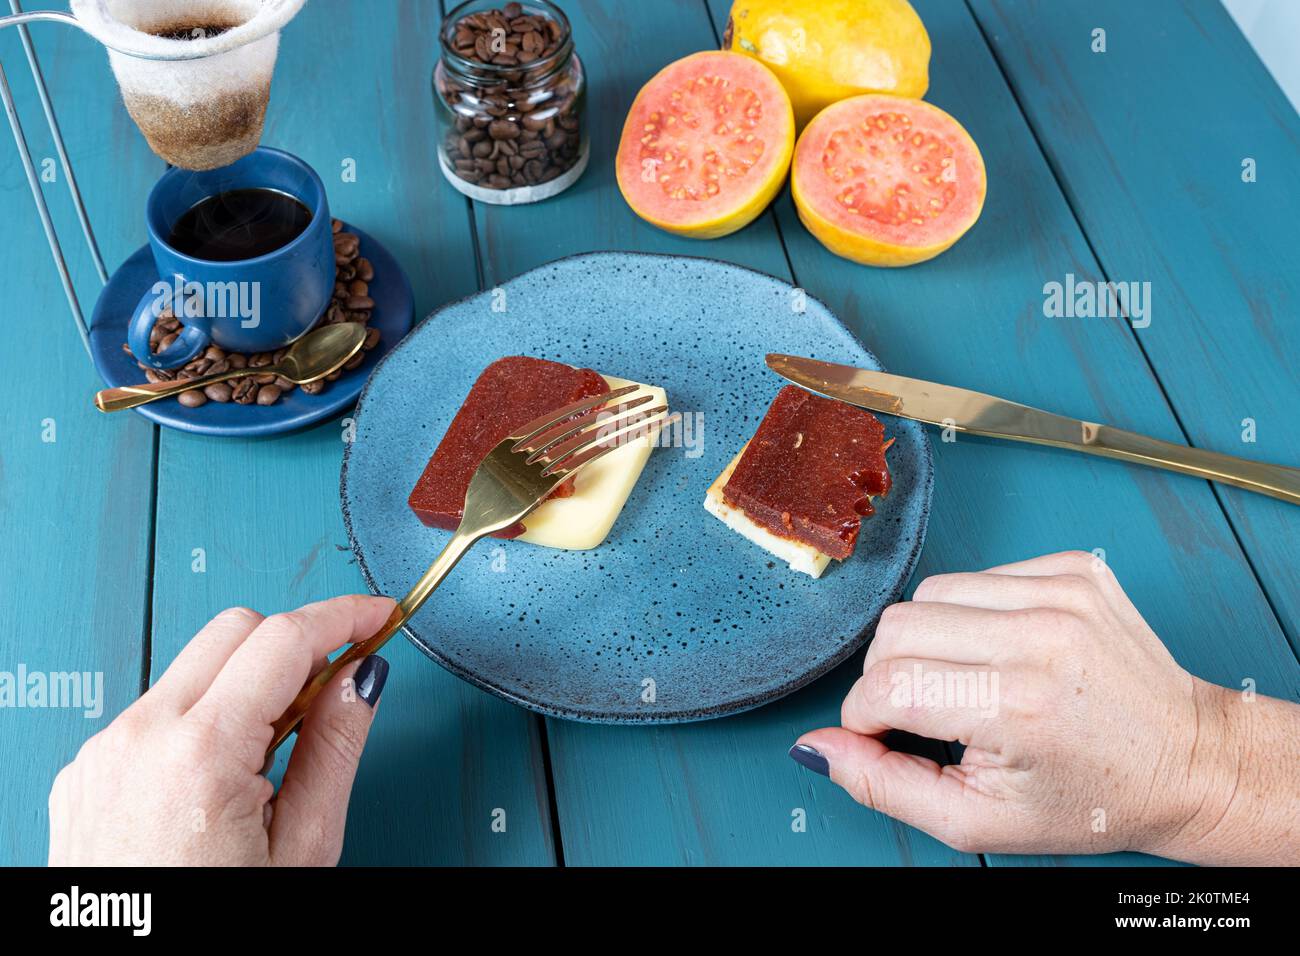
[2,0,1297,866]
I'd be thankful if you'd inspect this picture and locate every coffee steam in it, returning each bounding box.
[167,188,312,261]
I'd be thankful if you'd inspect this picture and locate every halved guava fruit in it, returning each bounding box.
[616,51,794,239]
[791,94,986,266]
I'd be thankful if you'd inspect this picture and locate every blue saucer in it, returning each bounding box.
[88,224,413,437]
[342,252,933,723]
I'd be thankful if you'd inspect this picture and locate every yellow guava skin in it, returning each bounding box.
[723,0,931,130]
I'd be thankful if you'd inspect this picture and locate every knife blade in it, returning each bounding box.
[764,353,1300,505]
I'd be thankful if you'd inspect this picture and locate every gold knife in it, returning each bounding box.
[766,353,1300,506]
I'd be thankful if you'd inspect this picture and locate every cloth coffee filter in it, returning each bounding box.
[70,0,307,170]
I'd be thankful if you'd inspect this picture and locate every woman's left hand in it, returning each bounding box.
[48,594,394,866]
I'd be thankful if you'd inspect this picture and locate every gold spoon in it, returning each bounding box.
[94,323,368,412]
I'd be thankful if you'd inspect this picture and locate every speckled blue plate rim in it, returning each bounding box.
[341,251,935,722]
[341,251,934,724]
[87,223,414,438]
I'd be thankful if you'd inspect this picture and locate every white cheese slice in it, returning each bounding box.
[517,375,666,551]
[702,443,835,578]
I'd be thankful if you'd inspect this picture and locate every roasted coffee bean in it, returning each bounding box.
[177,389,206,408]
[356,258,374,281]
[274,376,296,391]
[346,295,375,311]
[232,378,257,404]
[521,112,550,132]
[363,326,381,351]
[157,332,178,353]
[301,379,325,395]
[343,352,365,371]
[257,385,282,405]
[254,373,277,385]
[349,279,369,296]
[204,382,233,403]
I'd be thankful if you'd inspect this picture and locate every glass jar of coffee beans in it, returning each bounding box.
[434,0,587,204]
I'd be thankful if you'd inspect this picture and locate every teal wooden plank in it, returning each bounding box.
[0,24,156,863]
[145,0,554,865]
[703,0,1300,865]
[967,0,1300,657]
[468,0,972,865]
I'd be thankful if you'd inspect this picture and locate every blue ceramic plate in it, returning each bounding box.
[343,252,933,723]
[88,224,413,437]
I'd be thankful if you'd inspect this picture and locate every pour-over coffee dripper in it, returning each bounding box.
[68,0,306,169]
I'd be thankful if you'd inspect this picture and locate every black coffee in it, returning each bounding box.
[167,188,312,261]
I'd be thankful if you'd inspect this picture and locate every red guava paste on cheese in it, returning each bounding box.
[722,385,892,560]
[408,356,610,537]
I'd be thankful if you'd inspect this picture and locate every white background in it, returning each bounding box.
[1224,0,1300,111]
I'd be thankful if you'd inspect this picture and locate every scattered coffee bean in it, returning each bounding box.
[204,382,233,403]
[178,389,206,408]
[232,378,257,404]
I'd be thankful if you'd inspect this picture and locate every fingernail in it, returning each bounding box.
[354,655,389,708]
[788,743,829,777]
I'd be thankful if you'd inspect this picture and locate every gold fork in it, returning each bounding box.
[264,384,670,759]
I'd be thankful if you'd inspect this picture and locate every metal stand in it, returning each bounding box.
[0,1,107,356]
[0,1,265,357]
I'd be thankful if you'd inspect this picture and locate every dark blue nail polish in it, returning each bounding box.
[354,655,389,708]
[788,743,829,777]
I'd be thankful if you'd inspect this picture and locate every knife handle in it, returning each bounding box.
[1085,424,1300,505]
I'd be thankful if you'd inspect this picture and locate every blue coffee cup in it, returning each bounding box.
[128,147,334,370]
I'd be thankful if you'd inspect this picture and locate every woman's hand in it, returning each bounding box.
[48,595,394,866]
[790,551,1300,864]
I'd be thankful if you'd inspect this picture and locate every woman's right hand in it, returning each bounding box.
[790,551,1300,864]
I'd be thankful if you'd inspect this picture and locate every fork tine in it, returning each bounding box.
[508,384,641,446]
[542,408,676,478]
[537,405,669,471]
[521,393,657,461]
